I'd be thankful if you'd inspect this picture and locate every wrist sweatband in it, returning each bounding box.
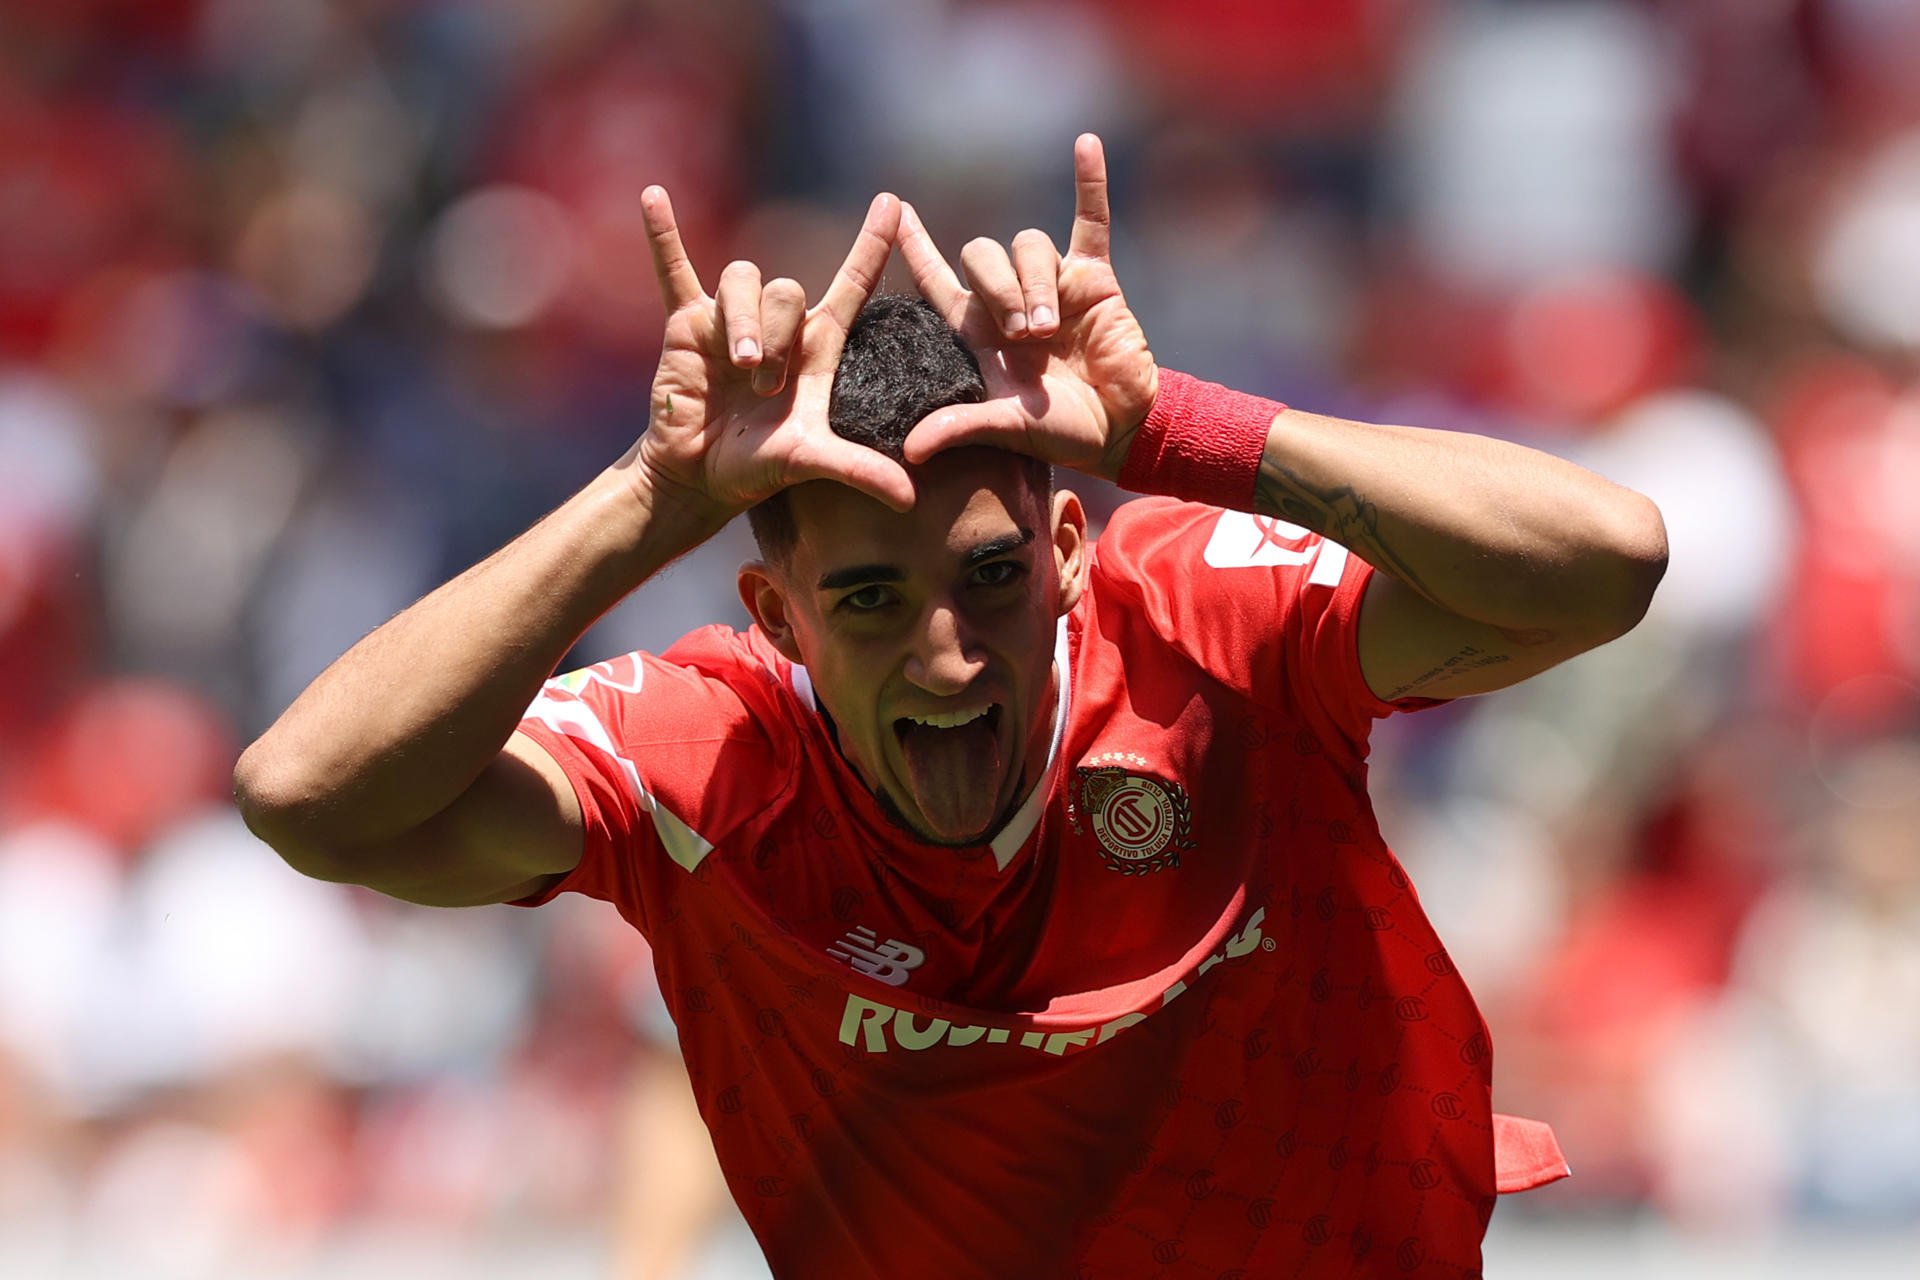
[1116,369,1284,508]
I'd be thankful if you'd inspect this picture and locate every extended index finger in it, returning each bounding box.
[811,192,902,340]
[895,201,969,328]
[1066,133,1112,261]
[642,186,706,311]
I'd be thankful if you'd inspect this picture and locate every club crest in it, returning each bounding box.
[1072,753,1195,874]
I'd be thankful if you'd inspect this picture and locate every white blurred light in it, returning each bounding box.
[336,907,536,1083]
[800,0,1126,190]
[1394,796,1565,991]
[1644,995,1793,1227]
[427,186,577,330]
[0,1150,70,1275]
[121,811,372,1086]
[0,375,98,631]
[108,406,311,657]
[1816,131,1920,350]
[0,824,125,1110]
[1578,389,1795,635]
[1393,3,1688,286]
[252,479,441,727]
[289,73,421,208]
[80,1120,264,1280]
[233,184,379,331]
[0,375,99,533]
[1463,700,1600,818]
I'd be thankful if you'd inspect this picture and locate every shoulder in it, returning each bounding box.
[655,621,774,677]
[1092,496,1219,558]
[619,623,805,709]
[1087,497,1226,593]
[1075,500,1236,695]
[1091,497,1360,606]
[1090,495,1333,614]
[529,623,807,767]
[1079,498,1378,737]
[520,624,810,868]
[1094,499,1352,577]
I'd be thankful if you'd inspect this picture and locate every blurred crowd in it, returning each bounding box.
[1,0,1918,1275]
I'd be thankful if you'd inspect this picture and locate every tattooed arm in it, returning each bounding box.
[894,133,1668,703]
[1256,411,1667,701]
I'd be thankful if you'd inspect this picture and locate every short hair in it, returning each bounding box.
[745,294,1049,560]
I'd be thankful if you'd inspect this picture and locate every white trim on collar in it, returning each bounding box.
[989,614,1072,871]
[786,615,1073,872]
[788,661,817,711]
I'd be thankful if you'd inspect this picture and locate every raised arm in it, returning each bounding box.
[899,134,1667,702]
[235,192,910,907]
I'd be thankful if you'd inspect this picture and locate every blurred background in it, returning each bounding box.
[1,0,1917,1276]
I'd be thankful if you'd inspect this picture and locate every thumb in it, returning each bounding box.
[902,397,1041,465]
[785,436,918,513]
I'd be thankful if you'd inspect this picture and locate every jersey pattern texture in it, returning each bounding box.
[514,499,1506,1280]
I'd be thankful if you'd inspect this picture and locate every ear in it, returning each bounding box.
[1050,489,1089,616]
[737,561,806,665]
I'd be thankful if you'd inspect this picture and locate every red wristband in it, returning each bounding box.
[1116,369,1283,508]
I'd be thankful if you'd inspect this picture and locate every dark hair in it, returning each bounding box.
[746,294,1047,559]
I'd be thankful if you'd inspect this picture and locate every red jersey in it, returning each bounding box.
[513,498,1565,1279]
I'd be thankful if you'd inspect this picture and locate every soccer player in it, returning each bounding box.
[236,135,1664,1278]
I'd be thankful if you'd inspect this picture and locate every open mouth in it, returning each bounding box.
[893,703,1002,739]
[889,702,1008,840]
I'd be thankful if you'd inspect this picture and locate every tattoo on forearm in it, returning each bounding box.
[1254,455,1442,606]
[1254,446,1565,677]
[1381,644,1513,701]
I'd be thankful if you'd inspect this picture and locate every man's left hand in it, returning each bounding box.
[898,133,1158,483]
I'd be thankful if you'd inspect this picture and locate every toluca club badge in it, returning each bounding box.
[1071,752,1195,874]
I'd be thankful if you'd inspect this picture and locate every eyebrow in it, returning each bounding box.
[963,527,1035,567]
[816,563,906,591]
[814,527,1035,592]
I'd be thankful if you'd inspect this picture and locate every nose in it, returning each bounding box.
[903,601,985,696]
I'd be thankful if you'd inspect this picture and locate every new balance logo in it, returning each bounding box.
[826,926,926,987]
[836,907,1271,1057]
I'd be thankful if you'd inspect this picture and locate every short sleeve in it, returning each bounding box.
[507,629,795,933]
[1091,499,1426,760]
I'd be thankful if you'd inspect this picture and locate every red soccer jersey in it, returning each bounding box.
[514,498,1562,1279]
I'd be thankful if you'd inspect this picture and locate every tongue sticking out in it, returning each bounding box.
[897,714,1004,842]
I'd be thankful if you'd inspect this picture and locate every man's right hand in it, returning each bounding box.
[238,190,919,909]
[633,189,917,521]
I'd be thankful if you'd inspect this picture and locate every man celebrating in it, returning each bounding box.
[237,136,1664,1277]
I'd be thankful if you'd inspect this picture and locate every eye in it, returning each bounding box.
[839,584,895,613]
[971,560,1025,588]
